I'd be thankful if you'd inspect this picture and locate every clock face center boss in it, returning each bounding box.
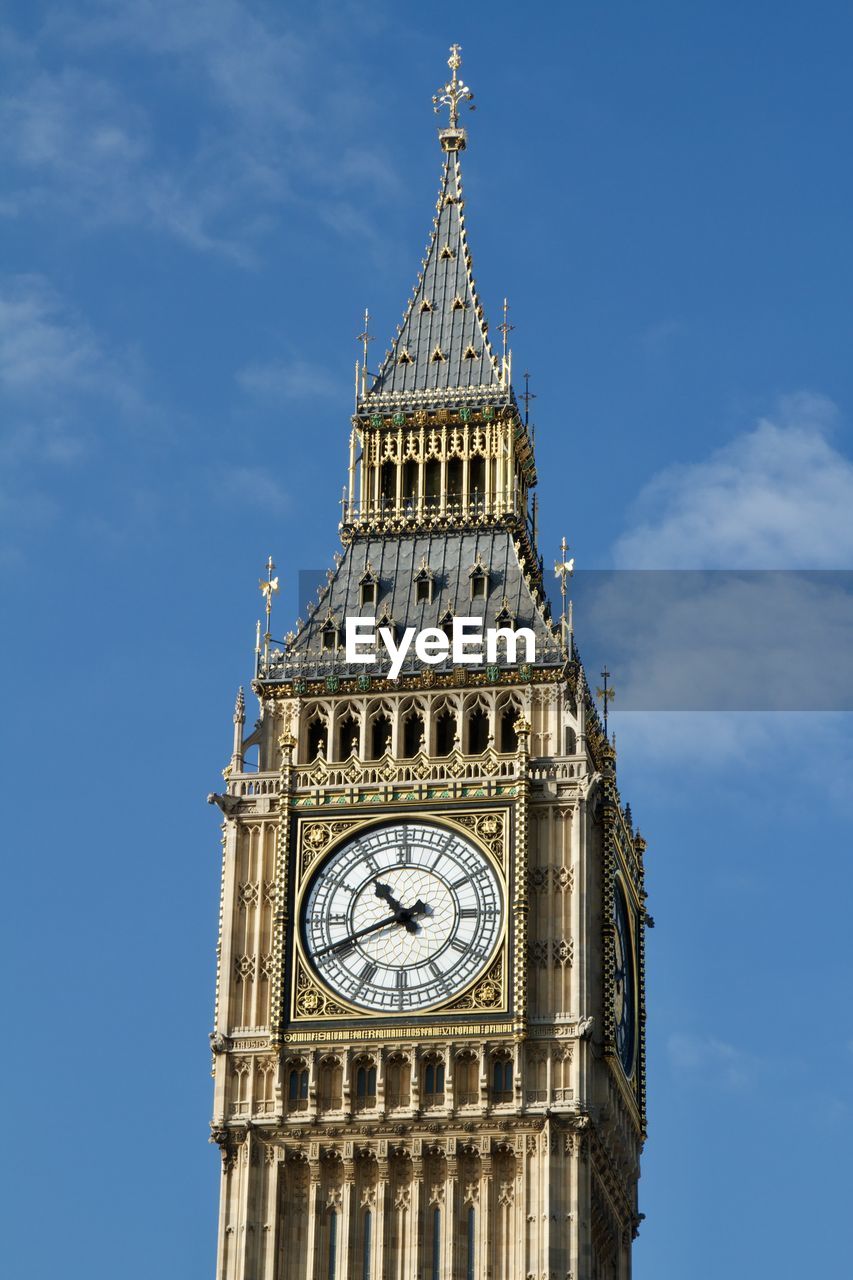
[300,821,504,1014]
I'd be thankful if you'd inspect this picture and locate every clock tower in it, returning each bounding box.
[208,46,649,1280]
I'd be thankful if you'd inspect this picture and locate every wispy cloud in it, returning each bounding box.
[1,1,395,262]
[0,273,148,551]
[667,1031,760,1091]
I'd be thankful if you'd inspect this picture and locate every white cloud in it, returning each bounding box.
[595,394,853,790]
[667,1032,759,1091]
[613,393,853,569]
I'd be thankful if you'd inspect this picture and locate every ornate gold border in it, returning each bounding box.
[288,807,511,1025]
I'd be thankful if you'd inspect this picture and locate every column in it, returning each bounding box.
[304,1155,321,1280]
[410,1144,424,1280]
[374,1150,389,1280]
[262,1146,279,1278]
[439,428,448,515]
[461,426,470,516]
[395,428,403,516]
[340,1150,355,1278]
[348,428,357,517]
[418,426,426,519]
[478,1145,492,1280]
[443,1141,458,1277]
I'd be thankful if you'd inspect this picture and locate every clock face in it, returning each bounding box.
[300,821,504,1014]
[613,879,636,1076]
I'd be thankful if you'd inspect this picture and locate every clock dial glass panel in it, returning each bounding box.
[613,879,636,1076]
[301,821,503,1013]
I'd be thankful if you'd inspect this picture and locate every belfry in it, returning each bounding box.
[208,45,648,1280]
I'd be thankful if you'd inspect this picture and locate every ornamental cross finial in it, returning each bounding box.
[433,43,475,131]
[596,666,616,740]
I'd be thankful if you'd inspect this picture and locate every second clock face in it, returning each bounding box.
[301,821,504,1013]
[613,878,636,1077]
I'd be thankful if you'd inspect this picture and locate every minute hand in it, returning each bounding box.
[314,913,401,957]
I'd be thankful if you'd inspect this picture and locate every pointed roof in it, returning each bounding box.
[364,148,504,406]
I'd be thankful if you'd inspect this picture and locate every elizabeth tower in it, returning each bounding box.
[208,47,649,1280]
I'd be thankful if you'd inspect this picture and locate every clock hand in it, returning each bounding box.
[314,912,401,957]
[315,899,433,956]
[374,880,405,916]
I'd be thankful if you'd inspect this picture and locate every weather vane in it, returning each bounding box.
[259,555,279,666]
[554,536,575,647]
[596,666,616,740]
[433,43,475,130]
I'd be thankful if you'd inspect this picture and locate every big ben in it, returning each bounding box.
[208,45,649,1280]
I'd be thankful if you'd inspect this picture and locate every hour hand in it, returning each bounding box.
[374,880,404,915]
[401,899,430,933]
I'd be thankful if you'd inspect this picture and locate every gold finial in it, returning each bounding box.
[259,555,279,666]
[356,308,374,397]
[433,43,475,148]
[554,536,575,647]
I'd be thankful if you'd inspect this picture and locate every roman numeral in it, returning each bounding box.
[360,961,377,983]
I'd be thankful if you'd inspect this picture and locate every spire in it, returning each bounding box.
[363,45,506,408]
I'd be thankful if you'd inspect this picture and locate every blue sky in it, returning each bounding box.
[3,2,852,1275]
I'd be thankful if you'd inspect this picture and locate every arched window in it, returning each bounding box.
[380,460,395,507]
[402,710,424,758]
[385,1054,410,1109]
[467,706,489,755]
[402,460,418,505]
[499,706,519,753]
[359,570,377,607]
[492,1057,513,1102]
[425,461,441,510]
[435,707,456,757]
[336,711,359,760]
[564,726,577,754]
[469,455,485,502]
[447,457,463,502]
[423,1058,445,1106]
[307,714,328,760]
[370,712,392,759]
[455,1052,479,1106]
[287,1064,309,1111]
[355,1062,377,1110]
[318,1057,342,1111]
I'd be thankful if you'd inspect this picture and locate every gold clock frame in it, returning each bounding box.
[287,806,512,1026]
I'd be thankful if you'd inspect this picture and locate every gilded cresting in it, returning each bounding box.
[208,44,649,1280]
